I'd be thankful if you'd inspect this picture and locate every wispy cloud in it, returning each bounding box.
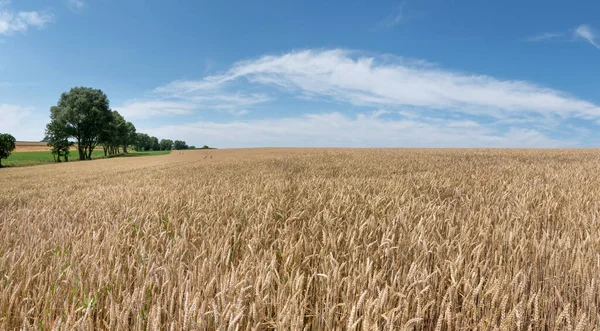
[0,104,35,138]
[127,48,600,147]
[377,2,406,29]
[143,112,570,148]
[0,8,53,35]
[525,32,563,42]
[68,0,85,11]
[528,25,600,49]
[115,100,197,119]
[0,103,31,124]
[0,105,50,141]
[116,91,269,119]
[156,49,600,119]
[574,24,600,48]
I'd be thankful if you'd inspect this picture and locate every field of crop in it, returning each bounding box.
[1,148,599,330]
[4,149,171,167]
[13,142,52,152]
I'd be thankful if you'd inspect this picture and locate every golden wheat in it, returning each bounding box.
[1,148,599,330]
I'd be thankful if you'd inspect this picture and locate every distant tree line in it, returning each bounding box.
[132,135,195,152]
[42,87,205,162]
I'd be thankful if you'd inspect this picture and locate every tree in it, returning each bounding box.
[122,122,136,153]
[0,133,16,168]
[44,125,73,162]
[100,111,130,156]
[134,133,152,151]
[99,110,117,156]
[48,139,73,162]
[159,139,173,151]
[173,140,188,150]
[151,136,160,151]
[46,87,113,160]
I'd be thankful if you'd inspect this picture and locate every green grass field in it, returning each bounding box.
[2,150,171,168]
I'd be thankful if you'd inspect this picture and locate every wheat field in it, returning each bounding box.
[13,142,52,153]
[1,148,599,330]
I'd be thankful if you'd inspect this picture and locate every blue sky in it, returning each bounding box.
[1,0,600,147]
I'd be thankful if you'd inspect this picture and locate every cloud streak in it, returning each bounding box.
[115,100,197,119]
[125,48,600,147]
[574,24,600,48]
[143,112,571,148]
[525,32,563,42]
[377,3,406,29]
[156,49,600,119]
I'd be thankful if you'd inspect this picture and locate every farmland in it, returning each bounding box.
[13,142,53,152]
[4,142,171,167]
[1,148,599,330]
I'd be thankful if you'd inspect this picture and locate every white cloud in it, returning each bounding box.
[370,109,390,118]
[377,3,406,29]
[0,104,31,129]
[143,112,569,148]
[184,93,270,112]
[446,120,480,128]
[229,109,249,116]
[525,32,563,42]
[116,92,267,119]
[0,104,47,141]
[574,24,600,49]
[0,9,53,35]
[68,0,85,11]
[156,49,600,119]
[115,100,197,119]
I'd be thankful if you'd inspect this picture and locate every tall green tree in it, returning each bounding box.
[159,139,174,151]
[122,122,136,153]
[0,133,16,168]
[44,123,73,162]
[100,111,130,156]
[134,133,152,151]
[173,140,188,150]
[150,136,160,151]
[46,87,113,160]
[48,139,73,162]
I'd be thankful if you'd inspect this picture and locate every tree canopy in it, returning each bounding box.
[173,140,189,150]
[39,87,208,164]
[46,87,113,160]
[159,139,174,151]
[99,111,136,156]
[0,133,16,168]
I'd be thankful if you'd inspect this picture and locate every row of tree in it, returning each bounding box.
[45,87,194,162]
[0,87,203,167]
[132,134,194,152]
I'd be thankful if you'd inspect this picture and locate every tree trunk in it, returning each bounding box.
[103,146,107,157]
[78,138,85,160]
